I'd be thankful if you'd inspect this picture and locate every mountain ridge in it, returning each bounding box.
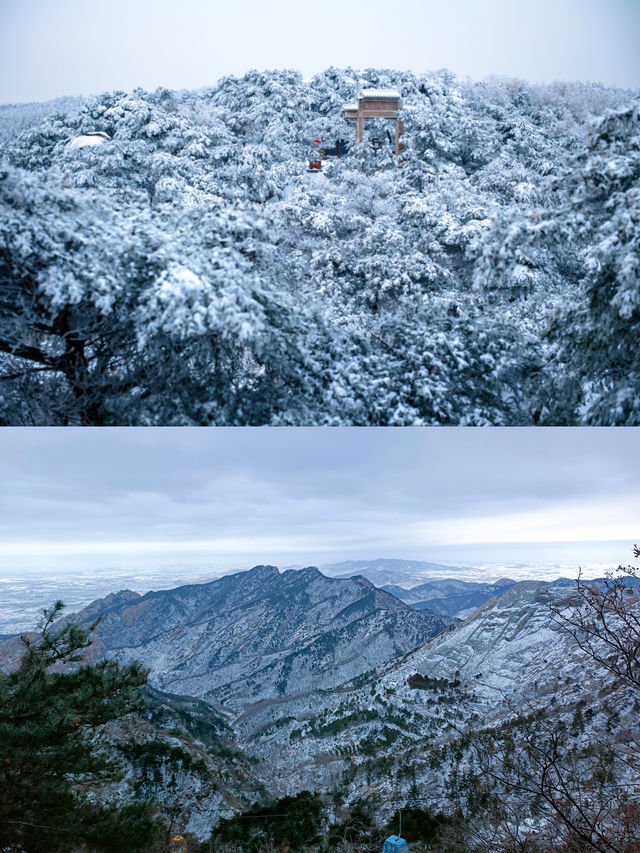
[238,577,635,807]
[67,565,451,716]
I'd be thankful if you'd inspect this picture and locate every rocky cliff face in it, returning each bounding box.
[72,565,451,715]
[386,580,573,702]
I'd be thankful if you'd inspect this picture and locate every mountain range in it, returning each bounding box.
[380,576,517,618]
[240,576,635,812]
[70,565,451,716]
[2,563,636,842]
[321,558,473,588]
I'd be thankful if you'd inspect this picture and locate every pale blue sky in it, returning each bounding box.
[1,0,638,104]
[0,427,637,576]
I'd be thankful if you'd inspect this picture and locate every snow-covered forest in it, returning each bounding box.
[1,68,638,425]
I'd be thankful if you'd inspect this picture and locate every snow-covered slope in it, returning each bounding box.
[72,565,451,714]
[365,580,602,711]
[239,579,635,800]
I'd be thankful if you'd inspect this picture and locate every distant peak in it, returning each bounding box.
[353,575,376,590]
[248,564,279,575]
[102,589,141,604]
[74,588,141,620]
[281,566,323,581]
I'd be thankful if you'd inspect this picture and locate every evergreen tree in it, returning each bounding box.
[0,601,158,852]
[547,102,640,424]
[211,790,323,852]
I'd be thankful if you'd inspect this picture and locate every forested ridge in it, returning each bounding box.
[0,67,638,425]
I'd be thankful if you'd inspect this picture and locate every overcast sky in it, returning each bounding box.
[1,0,639,105]
[0,427,637,578]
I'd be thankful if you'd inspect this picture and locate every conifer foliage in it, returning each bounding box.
[0,601,156,852]
[211,790,324,852]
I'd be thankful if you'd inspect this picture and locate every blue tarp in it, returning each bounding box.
[382,835,409,852]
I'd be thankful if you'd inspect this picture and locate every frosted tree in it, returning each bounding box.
[546,102,640,424]
[1,68,637,425]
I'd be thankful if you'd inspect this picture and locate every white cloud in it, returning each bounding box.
[0,427,638,574]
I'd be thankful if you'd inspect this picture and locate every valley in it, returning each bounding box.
[3,562,637,849]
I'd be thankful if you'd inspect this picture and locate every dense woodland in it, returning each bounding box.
[0,68,638,424]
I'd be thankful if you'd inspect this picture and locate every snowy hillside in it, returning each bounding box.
[240,578,639,831]
[67,565,451,712]
[1,68,638,425]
